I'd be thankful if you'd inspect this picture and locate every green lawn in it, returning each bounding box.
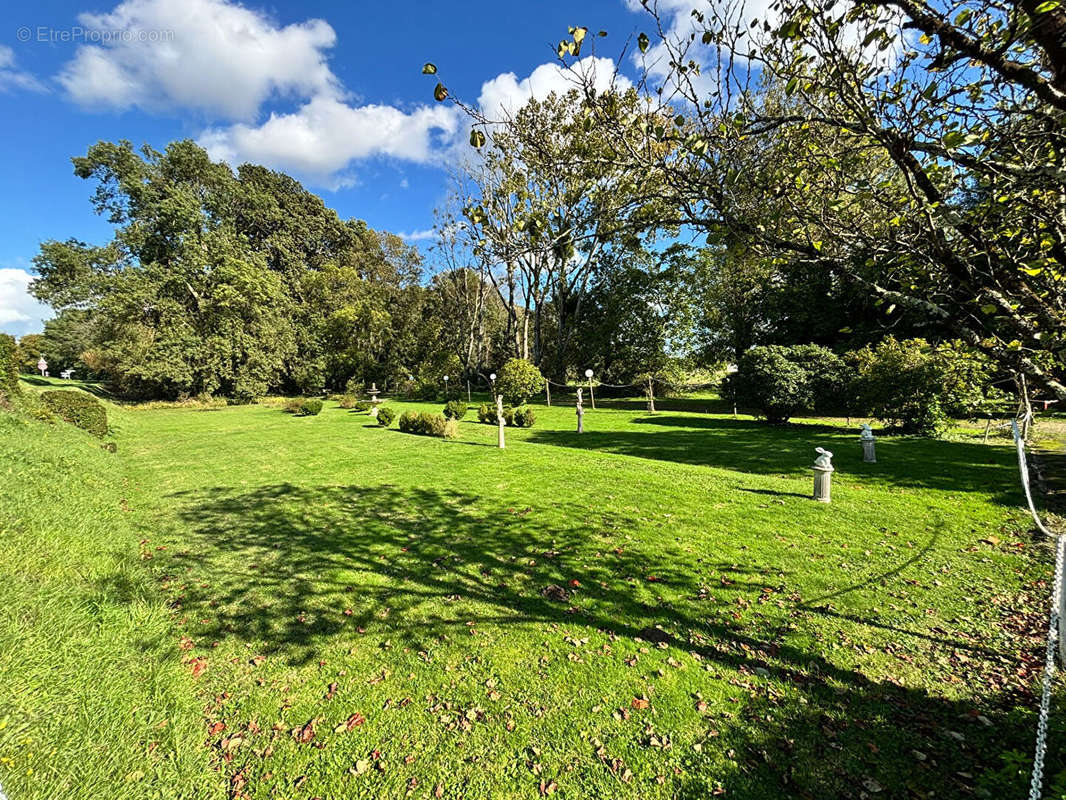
[1,386,1061,798]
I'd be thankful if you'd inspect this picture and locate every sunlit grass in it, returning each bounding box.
[1,386,1059,798]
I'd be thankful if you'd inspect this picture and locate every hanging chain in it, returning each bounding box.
[1022,411,1062,800]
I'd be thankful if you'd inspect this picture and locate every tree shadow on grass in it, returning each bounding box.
[525,416,1021,504]
[159,482,1056,798]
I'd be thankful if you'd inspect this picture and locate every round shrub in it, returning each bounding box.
[376,406,396,427]
[512,405,536,428]
[726,346,813,424]
[41,390,108,437]
[338,394,359,410]
[496,358,544,405]
[443,400,468,420]
[477,403,496,424]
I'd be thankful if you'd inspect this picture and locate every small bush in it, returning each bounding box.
[0,334,19,399]
[477,403,534,427]
[443,400,468,420]
[284,398,322,416]
[41,391,108,437]
[478,403,511,425]
[376,406,396,427]
[512,405,536,428]
[497,358,545,405]
[398,411,456,438]
[338,395,359,409]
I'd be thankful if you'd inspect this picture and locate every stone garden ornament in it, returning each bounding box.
[812,447,834,503]
[859,423,877,463]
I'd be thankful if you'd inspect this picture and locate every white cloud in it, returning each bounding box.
[477,56,631,122]
[625,0,906,89]
[50,0,635,188]
[397,229,437,242]
[199,96,461,186]
[0,269,51,336]
[57,0,340,119]
[0,46,47,93]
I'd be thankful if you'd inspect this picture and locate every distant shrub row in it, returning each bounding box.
[41,390,109,438]
[477,403,535,428]
[724,337,1004,435]
[398,411,457,438]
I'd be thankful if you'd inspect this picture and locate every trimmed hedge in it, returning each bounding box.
[376,406,396,427]
[0,334,18,399]
[398,411,457,438]
[41,391,108,438]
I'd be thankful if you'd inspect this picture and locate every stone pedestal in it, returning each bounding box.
[861,439,876,463]
[813,466,833,503]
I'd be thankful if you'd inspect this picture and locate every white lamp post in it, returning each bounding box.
[443,374,449,398]
[489,372,497,400]
[584,369,595,410]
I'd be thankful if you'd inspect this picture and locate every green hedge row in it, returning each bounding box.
[40,391,108,438]
[0,334,18,400]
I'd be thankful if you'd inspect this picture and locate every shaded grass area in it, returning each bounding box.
[0,409,222,799]
[104,398,1062,799]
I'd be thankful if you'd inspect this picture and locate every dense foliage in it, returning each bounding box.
[0,334,19,400]
[728,338,1001,434]
[29,141,474,399]
[849,338,1003,435]
[40,390,108,437]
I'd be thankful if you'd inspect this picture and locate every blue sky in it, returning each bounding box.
[0,0,668,336]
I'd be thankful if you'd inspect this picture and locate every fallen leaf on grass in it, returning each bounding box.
[292,719,317,743]
[334,712,366,733]
[631,698,650,710]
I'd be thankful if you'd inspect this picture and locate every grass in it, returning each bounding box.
[1,383,1062,798]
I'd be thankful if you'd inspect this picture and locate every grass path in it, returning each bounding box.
[89,396,1057,798]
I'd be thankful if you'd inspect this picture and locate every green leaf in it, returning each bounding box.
[422,63,437,75]
[785,76,799,95]
[638,32,650,53]
[1035,0,1061,11]
[433,83,448,102]
[469,129,486,149]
